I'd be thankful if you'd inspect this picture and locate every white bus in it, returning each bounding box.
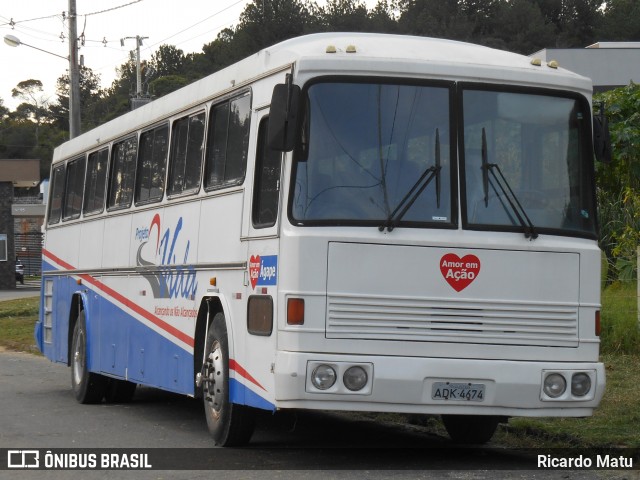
[36,32,608,446]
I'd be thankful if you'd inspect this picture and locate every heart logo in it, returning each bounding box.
[440,253,481,292]
[249,255,261,289]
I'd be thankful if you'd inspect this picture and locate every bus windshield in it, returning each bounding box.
[290,80,597,238]
[461,87,597,238]
[291,81,454,227]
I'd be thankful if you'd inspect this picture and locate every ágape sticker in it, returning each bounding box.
[440,253,480,292]
[249,255,278,289]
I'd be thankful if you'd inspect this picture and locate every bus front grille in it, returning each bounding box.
[326,294,579,347]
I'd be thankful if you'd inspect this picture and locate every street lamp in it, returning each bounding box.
[4,34,68,60]
[4,33,81,138]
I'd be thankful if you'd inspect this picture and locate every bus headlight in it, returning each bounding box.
[311,364,337,390]
[543,373,566,398]
[571,372,592,397]
[343,366,368,391]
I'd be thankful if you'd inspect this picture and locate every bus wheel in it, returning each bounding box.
[71,310,107,404]
[105,379,137,403]
[202,312,255,446]
[441,415,500,445]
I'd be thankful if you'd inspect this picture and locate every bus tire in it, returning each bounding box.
[105,379,137,403]
[441,415,500,445]
[202,312,255,446]
[71,310,108,404]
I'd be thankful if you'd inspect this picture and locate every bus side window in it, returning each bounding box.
[136,124,169,204]
[252,117,282,228]
[108,136,138,210]
[47,164,66,225]
[62,156,86,221]
[83,148,108,215]
[168,112,205,196]
[204,93,251,190]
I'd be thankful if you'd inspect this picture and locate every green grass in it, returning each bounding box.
[600,280,639,354]
[0,297,41,354]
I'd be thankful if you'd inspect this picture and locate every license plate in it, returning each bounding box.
[431,382,486,402]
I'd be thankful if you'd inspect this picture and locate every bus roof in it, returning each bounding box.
[272,32,573,73]
[54,32,592,162]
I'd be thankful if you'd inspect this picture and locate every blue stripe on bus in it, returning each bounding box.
[37,261,275,411]
[38,267,194,395]
[229,378,276,412]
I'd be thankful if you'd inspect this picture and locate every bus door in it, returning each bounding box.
[241,110,283,402]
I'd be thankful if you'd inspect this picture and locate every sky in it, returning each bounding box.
[0,0,379,111]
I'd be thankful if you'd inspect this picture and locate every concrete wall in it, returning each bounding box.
[0,182,16,289]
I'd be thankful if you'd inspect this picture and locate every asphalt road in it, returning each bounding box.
[0,280,40,302]
[0,351,628,480]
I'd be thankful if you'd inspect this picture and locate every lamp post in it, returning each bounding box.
[3,35,68,60]
[68,0,81,139]
[4,30,81,138]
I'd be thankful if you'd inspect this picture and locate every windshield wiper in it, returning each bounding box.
[379,129,442,232]
[480,128,538,240]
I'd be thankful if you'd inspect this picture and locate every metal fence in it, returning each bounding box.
[15,232,43,277]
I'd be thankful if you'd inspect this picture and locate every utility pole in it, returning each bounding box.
[68,0,81,138]
[121,35,149,109]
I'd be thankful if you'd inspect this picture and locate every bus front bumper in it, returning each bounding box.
[273,351,606,417]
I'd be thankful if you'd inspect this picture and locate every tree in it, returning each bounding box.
[367,1,400,33]
[559,0,603,46]
[0,97,10,120]
[232,0,311,54]
[595,83,640,196]
[487,0,557,54]
[315,0,371,32]
[594,83,640,281]
[1,85,64,176]
[97,59,142,119]
[148,44,186,77]
[47,66,104,134]
[112,58,138,96]
[149,75,190,98]
[0,118,37,158]
[142,45,191,98]
[397,0,478,41]
[598,0,640,41]
[11,79,49,143]
[536,0,604,47]
[11,79,49,114]
[202,28,245,75]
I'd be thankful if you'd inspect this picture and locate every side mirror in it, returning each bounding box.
[593,103,612,163]
[268,79,301,152]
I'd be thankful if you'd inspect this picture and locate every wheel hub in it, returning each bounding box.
[72,331,85,385]
[203,342,224,414]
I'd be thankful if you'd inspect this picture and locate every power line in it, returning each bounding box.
[0,13,61,28]
[80,0,145,18]
[4,1,247,55]
[2,21,67,44]
[146,0,245,50]
[1,0,144,29]
[1,1,252,105]
[88,1,247,76]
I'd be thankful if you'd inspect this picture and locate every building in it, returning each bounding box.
[0,159,44,289]
[530,42,640,93]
